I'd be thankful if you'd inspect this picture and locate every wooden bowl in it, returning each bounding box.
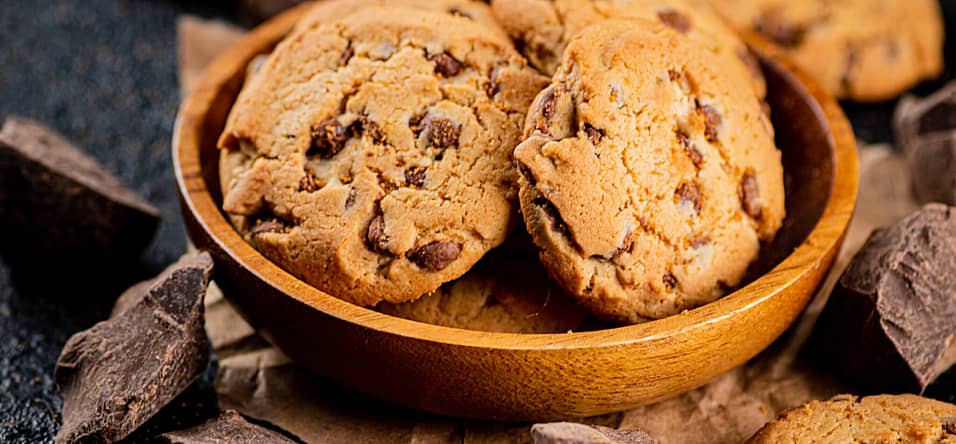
[174,4,858,421]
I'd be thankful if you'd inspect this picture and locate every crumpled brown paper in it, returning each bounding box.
[178,15,922,444]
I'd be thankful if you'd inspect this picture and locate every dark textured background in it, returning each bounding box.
[0,1,955,443]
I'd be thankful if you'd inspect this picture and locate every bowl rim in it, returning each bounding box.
[173,4,858,352]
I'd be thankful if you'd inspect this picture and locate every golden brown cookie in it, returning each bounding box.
[514,19,785,323]
[218,7,548,306]
[707,0,943,101]
[490,0,766,99]
[294,0,508,40]
[746,394,956,443]
[379,242,592,334]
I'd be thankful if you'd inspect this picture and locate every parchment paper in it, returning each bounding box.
[177,15,921,444]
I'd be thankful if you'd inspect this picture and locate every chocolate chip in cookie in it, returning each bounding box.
[408,241,461,271]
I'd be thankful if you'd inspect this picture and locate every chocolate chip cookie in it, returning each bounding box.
[746,394,956,443]
[294,0,507,40]
[707,0,943,101]
[514,19,785,323]
[218,7,548,306]
[491,0,767,100]
[379,243,592,334]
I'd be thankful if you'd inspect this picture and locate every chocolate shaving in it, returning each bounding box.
[54,251,214,444]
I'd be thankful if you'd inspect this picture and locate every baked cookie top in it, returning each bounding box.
[491,0,766,99]
[708,0,943,101]
[378,243,592,334]
[294,0,507,40]
[514,19,785,323]
[747,394,956,444]
[218,7,548,306]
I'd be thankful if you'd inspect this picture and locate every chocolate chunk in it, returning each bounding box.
[344,188,357,209]
[754,13,806,47]
[699,104,722,143]
[676,181,702,214]
[806,204,956,394]
[338,43,354,67]
[657,9,691,33]
[662,273,678,289]
[298,170,324,192]
[408,241,461,271]
[250,218,287,236]
[448,6,473,20]
[584,124,604,145]
[54,251,213,444]
[0,116,159,267]
[739,171,762,219]
[308,118,349,158]
[677,131,703,167]
[355,115,385,144]
[534,196,571,239]
[366,214,389,254]
[157,410,297,444]
[531,422,657,444]
[423,116,460,150]
[945,417,956,435]
[405,166,427,187]
[533,84,577,139]
[903,132,956,206]
[427,51,463,77]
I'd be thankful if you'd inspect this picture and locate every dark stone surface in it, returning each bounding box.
[0,1,954,443]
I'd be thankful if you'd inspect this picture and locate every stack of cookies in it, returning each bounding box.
[217,0,789,330]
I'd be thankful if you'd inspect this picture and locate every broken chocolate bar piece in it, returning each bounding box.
[531,422,657,444]
[157,410,298,444]
[902,131,956,206]
[54,251,214,444]
[895,83,956,206]
[895,81,956,148]
[807,204,956,394]
[0,116,160,266]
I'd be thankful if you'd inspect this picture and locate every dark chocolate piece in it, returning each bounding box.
[896,81,956,149]
[0,116,159,267]
[807,204,956,394]
[904,132,956,206]
[54,251,214,444]
[895,82,956,206]
[531,422,656,444]
[157,410,297,444]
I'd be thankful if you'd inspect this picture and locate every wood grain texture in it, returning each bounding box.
[173,4,858,421]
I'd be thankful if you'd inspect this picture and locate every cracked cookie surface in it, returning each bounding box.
[218,7,548,306]
[746,394,956,444]
[490,0,767,101]
[514,19,785,323]
[707,0,943,101]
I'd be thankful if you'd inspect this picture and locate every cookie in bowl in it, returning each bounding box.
[217,7,549,306]
[514,19,785,323]
[490,0,767,100]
